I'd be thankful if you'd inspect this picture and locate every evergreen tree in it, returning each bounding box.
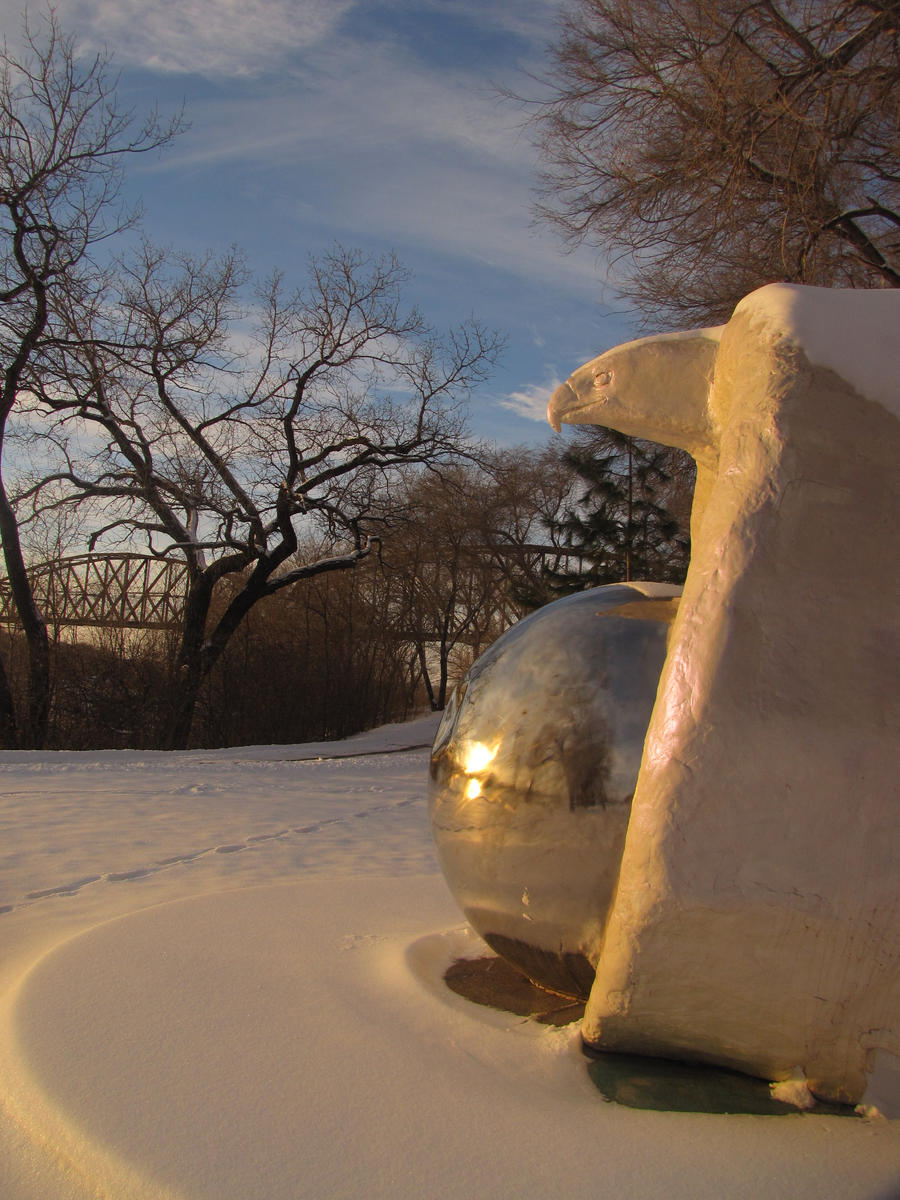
[543,431,693,596]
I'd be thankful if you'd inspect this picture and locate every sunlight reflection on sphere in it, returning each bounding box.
[429,582,681,999]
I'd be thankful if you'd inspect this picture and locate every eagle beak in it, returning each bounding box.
[548,380,578,433]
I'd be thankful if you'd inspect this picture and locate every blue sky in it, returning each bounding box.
[5,0,642,446]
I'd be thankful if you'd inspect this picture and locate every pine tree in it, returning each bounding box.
[543,431,693,596]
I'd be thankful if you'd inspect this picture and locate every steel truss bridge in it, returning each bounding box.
[0,544,583,633]
[0,555,189,630]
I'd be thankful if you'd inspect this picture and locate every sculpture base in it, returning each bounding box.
[582,1047,859,1118]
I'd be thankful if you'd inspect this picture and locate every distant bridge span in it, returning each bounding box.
[0,555,189,630]
[0,544,585,633]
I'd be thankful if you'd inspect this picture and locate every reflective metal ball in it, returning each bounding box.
[429,582,681,999]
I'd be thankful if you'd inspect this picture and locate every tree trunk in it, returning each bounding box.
[163,568,270,749]
[0,651,18,748]
[436,639,450,711]
[165,659,205,751]
[0,466,50,748]
[164,542,376,749]
[625,437,633,583]
[163,573,215,750]
[416,641,437,711]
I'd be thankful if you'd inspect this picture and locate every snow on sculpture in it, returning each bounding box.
[429,583,680,999]
[547,283,900,1105]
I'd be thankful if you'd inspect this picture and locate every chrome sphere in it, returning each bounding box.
[429,582,681,999]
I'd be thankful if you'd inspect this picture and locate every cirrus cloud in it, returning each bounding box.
[499,376,564,423]
[5,0,356,76]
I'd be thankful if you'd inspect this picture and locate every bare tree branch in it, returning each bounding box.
[27,242,502,746]
[0,9,182,746]
[524,0,900,324]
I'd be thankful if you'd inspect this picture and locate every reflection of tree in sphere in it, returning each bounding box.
[429,582,681,999]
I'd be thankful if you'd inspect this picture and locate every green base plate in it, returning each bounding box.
[583,1048,859,1117]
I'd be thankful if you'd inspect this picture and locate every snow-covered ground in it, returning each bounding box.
[1,714,898,1200]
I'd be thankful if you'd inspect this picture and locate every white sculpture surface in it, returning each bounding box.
[548,284,900,1104]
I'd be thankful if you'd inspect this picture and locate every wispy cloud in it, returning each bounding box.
[3,0,558,80]
[152,33,534,169]
[2,0,597,294]
[412,0,561,46]
[138,28,607,297]
[1,0,355,76]
[498,375,563,422]
[0,0,638,445]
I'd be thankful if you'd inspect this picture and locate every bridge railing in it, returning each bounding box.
[0,545,586,632]
[0,555,189,630]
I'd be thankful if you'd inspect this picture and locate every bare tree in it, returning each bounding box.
[24,243,501,747]
[0,11,180,745]
[528,0,900,324]
[187,547,415,748]
[474,446,586,611]
[379,465,510,711]
[376,450,584,709]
